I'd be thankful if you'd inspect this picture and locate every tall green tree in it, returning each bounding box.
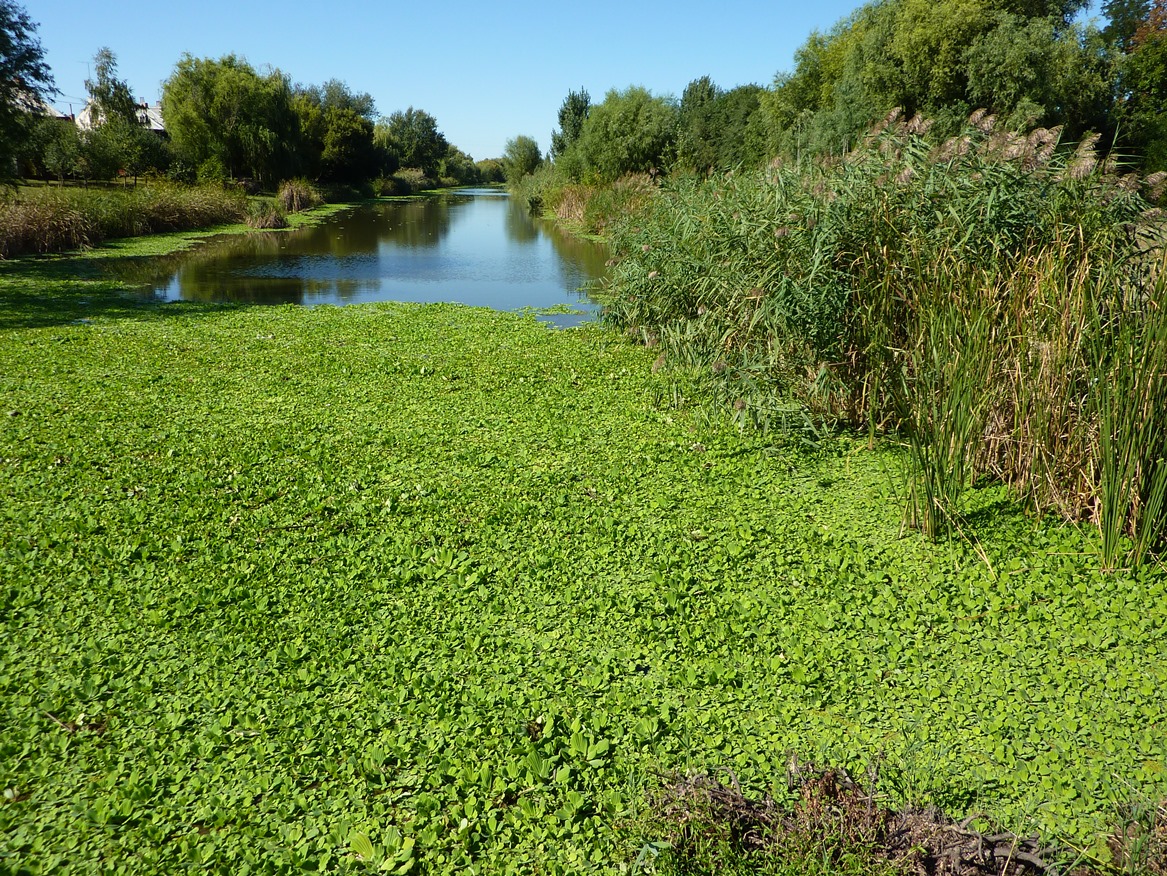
[759,5,897,157]
[676,76,721,174]
[475,158,505,183]
[1103,0,1152,48]
[162,54,298,185]
[292,80,378,182]
[439,145,480,184]
[28,114,79,182]
[319,107,377,183]
[0,0,53,185]
[374,108,448,177]
[550,88,590,158]
[1117,0,1167,170]
[76,124,120,182]
[964,16,1115,135]
[502,135,541,183]
[674,79,768,173]
[761,0,1117,159]
[80,48,166,183]
[576,86,677,182]
[84,116,165,183]
[85,47,137,124]
[316,79,376,119]
[715,85,768,167]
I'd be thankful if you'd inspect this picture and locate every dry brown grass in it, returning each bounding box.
[650,765,1167,876]
[653,764,1054,876]
[0,184,246,258]
[277,178,323,213]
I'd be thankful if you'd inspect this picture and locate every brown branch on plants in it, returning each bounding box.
[647,762,1072,876]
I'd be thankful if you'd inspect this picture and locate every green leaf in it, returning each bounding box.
[350,832,375,861]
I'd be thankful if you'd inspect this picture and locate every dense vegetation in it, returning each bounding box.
[597,115,1167,567]
[1,254,1165,874]
[0,0,52,185]
[8,39,499,194]
[487,0,1167,569]
[507,0,1167,231]
[2,0,1166,871]
[0,183,247,257]
[0,9,504,257]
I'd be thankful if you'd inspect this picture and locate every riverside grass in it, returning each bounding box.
[1,254,1166,874]
[599,114,1167,567]
[0,184,248,258]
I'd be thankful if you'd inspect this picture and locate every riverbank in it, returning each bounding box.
[1,253,1164,873]
[0,182,358,260]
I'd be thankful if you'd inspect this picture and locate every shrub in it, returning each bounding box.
[317,180,372,202]
[196,156,229,185]
[373,175,405,196]
[539,173,657,235]
[245,200,287,229]
[475,158,505,183]
[277,178,323,213]
[391,168,434,194]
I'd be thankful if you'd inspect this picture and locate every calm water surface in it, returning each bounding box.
[109,188,609,323]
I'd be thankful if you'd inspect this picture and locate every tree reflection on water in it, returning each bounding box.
[101,190,608,312]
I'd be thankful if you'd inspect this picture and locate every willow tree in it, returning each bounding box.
[162,54,298,185]
[575,87,677,182]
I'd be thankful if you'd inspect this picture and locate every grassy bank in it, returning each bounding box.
[1,255,1165,874]
[513,168,660,238]
[0,179,346,259]
[0,184,248,258]
[599,115,1167,568]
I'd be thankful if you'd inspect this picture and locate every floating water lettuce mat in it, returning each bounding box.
[1,260,1165,874]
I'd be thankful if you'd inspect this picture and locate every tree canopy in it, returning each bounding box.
[374,108,448,177]
[162,54,298,185]
[0,0,53,184]
[85,47,137,125]
[292,80,378,182]
[676,78,767,173]
[756,0,1122,158]
[1116,0,1167,169]
[574,87,677,182]
[550,88,590,158]
[502,135,541,183]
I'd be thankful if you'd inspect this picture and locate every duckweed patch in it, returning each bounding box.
[0,277,1164,874]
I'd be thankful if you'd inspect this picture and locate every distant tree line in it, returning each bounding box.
[504,0,1167,195]
[157,56,493,189]
[6,0,1167,192]
[0,7,500,191]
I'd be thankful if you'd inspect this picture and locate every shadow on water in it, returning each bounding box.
[0,256,245,332]
[95,189,610,316]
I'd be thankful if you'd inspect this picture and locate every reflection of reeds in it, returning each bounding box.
[601,114,1167,564]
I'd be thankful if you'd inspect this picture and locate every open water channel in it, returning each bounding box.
[109,188,610,325]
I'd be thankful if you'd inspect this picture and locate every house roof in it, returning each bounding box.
[76,99,165,133]
[138,103,164,132]
[19,94,70,120]
[75,101,98,130]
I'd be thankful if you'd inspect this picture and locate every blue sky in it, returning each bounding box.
[32,0,1105,161]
